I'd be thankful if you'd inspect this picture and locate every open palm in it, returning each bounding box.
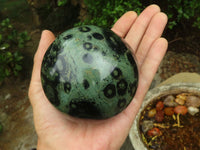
[29,5,168,150]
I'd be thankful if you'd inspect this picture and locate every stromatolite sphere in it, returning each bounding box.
[41,25,138,119]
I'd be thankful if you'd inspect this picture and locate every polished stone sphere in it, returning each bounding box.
[41,25,138,119]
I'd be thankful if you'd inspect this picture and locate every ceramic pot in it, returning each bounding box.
[129,83,200,150]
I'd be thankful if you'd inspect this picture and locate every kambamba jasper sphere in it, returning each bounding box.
[41,25,138,119]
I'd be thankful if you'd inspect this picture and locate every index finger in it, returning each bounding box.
[111,11,137,38]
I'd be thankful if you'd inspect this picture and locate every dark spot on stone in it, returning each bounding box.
[43,84,60,106]
[83,42,92,50]
[87,35,92,40]
[102,51,106,56]
[42,55,54,69]
[92,32,104,40]
[103,84,116,98]
[93,46,98,51]
[117,79,128,96]
[68,100,102,119]
[83,79,90,89]
[111,67,122,79]
[103,29,127,54]
[126,52,135,65]
[64,82,71,93]
[42,45,57,68]
[118,98,126,109]
[42,40,64,69]
[134,65,138,79]
[113,54,120,60]
[41,70,57,87]
[53,70,60,83]
[63,34,73,40]
[128,81,137,97]
[52,43,60,52]
[78,26,91,32]
[82,53,93,64]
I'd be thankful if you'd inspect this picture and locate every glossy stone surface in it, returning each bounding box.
[41,25,138,119]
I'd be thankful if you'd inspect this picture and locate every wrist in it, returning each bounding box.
[37,139,114,150]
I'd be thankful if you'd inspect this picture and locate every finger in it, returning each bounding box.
[31,30,55,82]
[111,11,137,38]
[137,38,168,100]
[29,30,55,109]
[136,12,168,67]
[125,4,160,53]
[125,38,168,120]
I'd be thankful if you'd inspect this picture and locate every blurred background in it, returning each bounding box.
[0,0,199,149]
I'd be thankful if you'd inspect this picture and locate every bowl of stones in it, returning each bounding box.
[129,83,200,150]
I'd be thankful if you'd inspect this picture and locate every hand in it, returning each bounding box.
[29,4,168,150]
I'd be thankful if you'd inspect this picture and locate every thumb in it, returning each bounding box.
[29,30,55,108]
[31,30,55,83]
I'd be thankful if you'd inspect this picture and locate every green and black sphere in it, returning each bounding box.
[41,25,138,119]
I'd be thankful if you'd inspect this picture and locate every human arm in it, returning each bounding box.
[29,4,168,150]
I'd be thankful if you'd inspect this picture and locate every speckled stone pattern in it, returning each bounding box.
[41,25,138,119]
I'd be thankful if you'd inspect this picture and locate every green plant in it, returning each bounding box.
[77,0,144,28]
[57,0,69,6]
[193,16,200,29]
[78,0,200,29]
[0,18,30,81]
[162,0,200,29]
